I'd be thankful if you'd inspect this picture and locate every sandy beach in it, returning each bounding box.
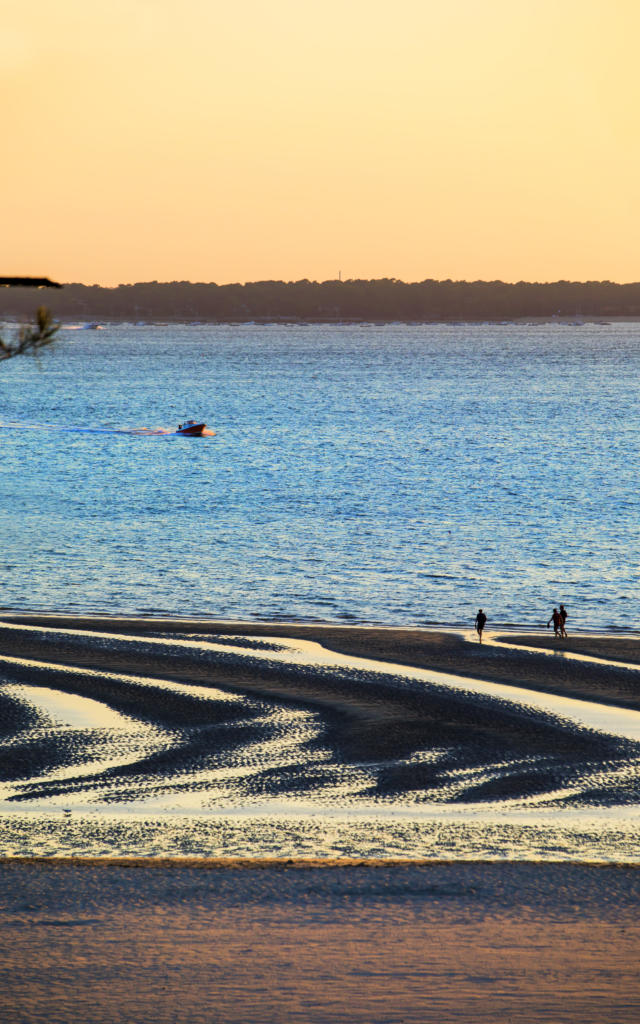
[1,614,639,831]
[4,613,640,710]
[2,858,639,1024]
[1,614,639,1021]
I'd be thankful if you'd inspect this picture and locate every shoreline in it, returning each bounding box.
[2,853,639,868]
[6,315,640,325]
[4,608,639,633]
[3,611,640,713]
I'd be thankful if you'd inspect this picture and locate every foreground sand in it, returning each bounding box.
[2,859,639,1024]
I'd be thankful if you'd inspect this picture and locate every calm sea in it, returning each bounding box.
[1,321,638,630]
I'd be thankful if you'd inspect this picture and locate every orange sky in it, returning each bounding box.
[4,0,640,285]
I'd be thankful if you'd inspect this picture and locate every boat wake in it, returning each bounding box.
[0,421,215,437]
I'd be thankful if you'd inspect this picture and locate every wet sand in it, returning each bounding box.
[501,632,640,667]
[1,615,640,816]
[2,617,640,1020]
[4,613,640,711]
[2,859,639,1024]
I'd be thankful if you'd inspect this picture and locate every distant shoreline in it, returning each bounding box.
[5,315,640,327]
[4,278,640,324]
[64,316,640,326]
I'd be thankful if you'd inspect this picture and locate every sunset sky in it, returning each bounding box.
[4,1,639,286]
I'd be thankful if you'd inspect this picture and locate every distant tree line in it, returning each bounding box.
[2,278,640,323]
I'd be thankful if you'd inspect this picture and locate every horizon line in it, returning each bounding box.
[30,277,640,289]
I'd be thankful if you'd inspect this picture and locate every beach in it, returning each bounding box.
[2,615,640,844]
[1,615,639,1021]
[4,613,640,711]
[2,858,639,1024]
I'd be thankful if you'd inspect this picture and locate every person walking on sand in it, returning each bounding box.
[547,607,562,638]
[475,608,487,643]
[559,604,568,638]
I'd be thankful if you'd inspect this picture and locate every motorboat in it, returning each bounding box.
[176,420,208,436]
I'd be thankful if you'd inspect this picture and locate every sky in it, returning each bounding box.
[4,0,640,286]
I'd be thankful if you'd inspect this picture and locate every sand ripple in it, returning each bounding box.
[1,618,639,858]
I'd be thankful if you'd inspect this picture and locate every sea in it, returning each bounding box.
[1,320,640,861]
[0,320,638,630]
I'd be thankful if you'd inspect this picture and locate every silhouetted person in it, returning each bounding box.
[475,608,487,643]
[547,607,561,638]
[559,604,568,638]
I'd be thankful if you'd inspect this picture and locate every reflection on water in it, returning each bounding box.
[0,624,639,860]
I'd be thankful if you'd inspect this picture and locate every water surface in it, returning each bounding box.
[0,322,638,628]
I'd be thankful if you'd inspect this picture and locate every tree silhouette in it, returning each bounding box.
[2,277,640,322]
[0,306,59,362]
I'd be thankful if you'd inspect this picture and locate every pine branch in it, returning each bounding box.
[0,307,59,362]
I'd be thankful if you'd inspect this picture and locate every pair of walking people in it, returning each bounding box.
[548,604,568,638]
[474,604,568,643]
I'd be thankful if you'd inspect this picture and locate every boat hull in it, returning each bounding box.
[175,422,207,436]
